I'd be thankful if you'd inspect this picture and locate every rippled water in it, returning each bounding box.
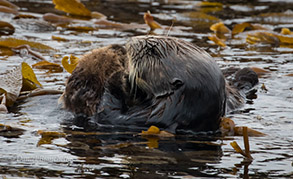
[0,0,292,178]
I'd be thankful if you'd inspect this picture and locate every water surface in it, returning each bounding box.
[0,0,292,178]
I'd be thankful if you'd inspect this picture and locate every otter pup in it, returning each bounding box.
[63,44,127,116]
[63,35,258,134]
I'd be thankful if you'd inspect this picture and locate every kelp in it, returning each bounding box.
[0,0,19,10]
[52,35,69,42]
[32,60,63,73]
[37,130,66,146]
[261,83,268,92]
[0,47,14,56]
[230,127,253,160]
[246,31,279,45]
[281,28,293,35]
[12,45,47,61]
[141,126,160,135]
[210,22,230,39]
[232,22,268,36]
[0,5,18,15]
[208,35,226,47]
[247,31,293,46]
[0,123,25,138]
[141,126,174,138]
[208,22,230,47]
[91,11,107,19]
[52,0,91,17]
[64,24,96,32]
[140,126,174,148]
[0,38,54,52]
[22,62,42,91]
[144,11,162,31]
[0,21,15,36]
[43,13,74,24]
[17,89,63,101]
[62,55,79,74]
[220,117,265,137]
[183,11,219,22]
[13,14,38,19]
[0,62,43,107]
[94,19,127,29]
[195,1,223,13]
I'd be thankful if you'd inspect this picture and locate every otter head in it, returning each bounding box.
[125,35,226,132]
[126,36,224,97]
[126,36,188,98]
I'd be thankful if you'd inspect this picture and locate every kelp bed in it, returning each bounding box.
[0,0,292,178]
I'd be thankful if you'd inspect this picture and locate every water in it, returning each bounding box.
[0,0,292,178]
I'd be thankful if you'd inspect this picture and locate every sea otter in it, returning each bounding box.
[63,35,258,134]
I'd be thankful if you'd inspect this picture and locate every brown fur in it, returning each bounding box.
[63,44,127,116]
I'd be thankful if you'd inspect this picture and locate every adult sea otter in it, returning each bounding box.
[63,35,258,134]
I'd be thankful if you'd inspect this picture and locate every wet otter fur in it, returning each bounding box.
[63,45,127,116]
[63,35,258,133]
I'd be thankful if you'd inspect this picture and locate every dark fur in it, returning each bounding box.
[96,36,226,133]
[63,36,258,134]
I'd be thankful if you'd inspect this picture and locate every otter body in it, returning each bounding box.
[63,36,257,133]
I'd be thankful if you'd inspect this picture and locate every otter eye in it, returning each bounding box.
[171,78,183,90]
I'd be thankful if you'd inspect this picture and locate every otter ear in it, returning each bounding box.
[171,78,183,90]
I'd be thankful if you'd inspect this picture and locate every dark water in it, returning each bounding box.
[0,0,293,178]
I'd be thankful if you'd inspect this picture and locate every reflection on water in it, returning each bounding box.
[0,0,293,178]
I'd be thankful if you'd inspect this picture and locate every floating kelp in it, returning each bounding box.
[61,55,79,74]
[280,28,293,35]
[220,117,265,137]
[37,130,66,146]
[232,22,269,36]
[208,35,226,47]
[0,47,14,56]
[21,62,42,91]
[179,11,220,27]
[32,60,63,73]
[247,31,293,46]
[17,89,63,101]
[195,1,223,13]
[13,13,38,19]
[43,13,74,24]
[0,0,19,10]
[210,22,231,40]
[91,11,107,20]
[144,11,162,31]
[0,38,54,52]
[63,24,96,32]
[51,35,69,42]
[0,5,18,15]
[230,127,253,160]
[0,123,25,138]
[0,21,15,36]
[52,0,91,17]
[140,126,174,138]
